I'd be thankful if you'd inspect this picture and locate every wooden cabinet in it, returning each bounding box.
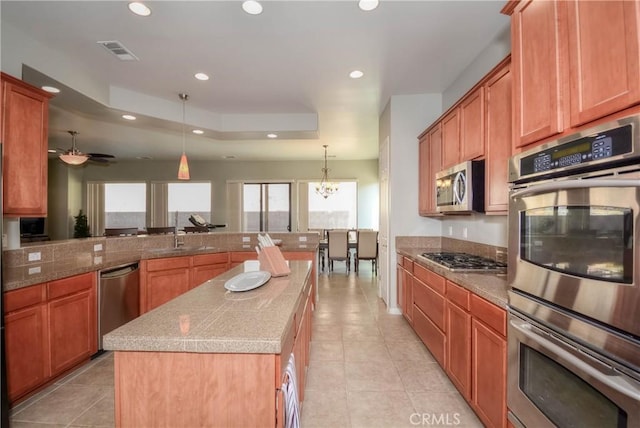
[4,285,48,403]
[4,272,97,404]
[566,0,640,127]
[470,294,507,428]
[506,0,640,148]
[396,256,414,323]
[47,273,97,376]
[418,124,443,216]
[191,253,230,288]
[412,264,446,368]
[484,60,512,213]
[445,281,471,401]
[230,251,258,268]
[441,108,461,169]
[141,257,191,313]
[460,87,485,161]
[1,73,53,217]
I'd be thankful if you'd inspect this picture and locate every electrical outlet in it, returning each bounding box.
[28,252,41,262]
[242,236,250,242]
[242,244,250,248]
[94,256,103,264]
[299,236,307,242]
[94,243,103,252]
[463,227,468,238]
[448,226,453,236]
[28,266,41,275]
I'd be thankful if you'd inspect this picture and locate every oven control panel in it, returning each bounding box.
[519,124,633,176]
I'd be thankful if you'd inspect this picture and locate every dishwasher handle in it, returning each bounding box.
[100,263,139,279]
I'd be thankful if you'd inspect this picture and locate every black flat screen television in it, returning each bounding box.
[20,217,45,236]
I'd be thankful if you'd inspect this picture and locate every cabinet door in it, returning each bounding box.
[567,0,640,127]
[460,87,485,161]
[446,301,471,401]
[5,304,49,402]
[145,268,191,311]
[441,108,460,169]
[397,264,405,314]
[191,264,228,288]
[485,63,512,213]
[1,74,52,216]
[511,0,566,148]
[472,319,507,428]
[48,282,97,376]
[428,125,442,212]
[418,134,431,215]
[404,269,413,324]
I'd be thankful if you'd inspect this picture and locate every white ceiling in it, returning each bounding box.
[1,1,509,162]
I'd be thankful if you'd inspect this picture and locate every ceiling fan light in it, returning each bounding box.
[59,153,89,165]
[178,153,190,180]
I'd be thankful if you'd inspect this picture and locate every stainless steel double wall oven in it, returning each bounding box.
[507,115,640,428]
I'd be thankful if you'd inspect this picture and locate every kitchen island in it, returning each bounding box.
[103,260,313,427]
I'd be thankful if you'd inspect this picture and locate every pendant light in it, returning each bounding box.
[315,145,338,198]
[177,93,190,180]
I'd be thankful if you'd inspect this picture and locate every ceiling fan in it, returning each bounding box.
[58,130,115,165]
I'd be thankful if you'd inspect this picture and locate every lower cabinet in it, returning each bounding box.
[4,272,97,404]
[396,255,414,323]
[191,253,230,289]
[142,257,191,313]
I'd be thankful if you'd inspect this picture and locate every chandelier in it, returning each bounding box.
[315,145,338,198]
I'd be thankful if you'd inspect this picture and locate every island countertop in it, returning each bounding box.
[103,260,312,354]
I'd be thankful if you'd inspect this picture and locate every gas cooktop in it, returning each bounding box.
[418,252,507,273]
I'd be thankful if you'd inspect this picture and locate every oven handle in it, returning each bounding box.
[510,179,640,199]
[510,319,640,401]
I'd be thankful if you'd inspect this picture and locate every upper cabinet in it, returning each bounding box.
[418,124,442,216]
[1,73,53,217]
[505,0,640,149]
[460,87,485,162]
[441,108,461,169]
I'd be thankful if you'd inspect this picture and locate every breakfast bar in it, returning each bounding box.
[103,260,313,427]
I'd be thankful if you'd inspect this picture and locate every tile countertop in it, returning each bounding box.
[396,247,508,309]
[103,260,312,354]
[3,244,317,292]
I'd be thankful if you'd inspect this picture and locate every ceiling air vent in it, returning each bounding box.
[97,40,139,61]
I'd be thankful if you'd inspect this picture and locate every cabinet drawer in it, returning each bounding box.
[230,252,258,262]
[47,272,95,300]
[446,281,470,311]
[402,257,414,273]
[4,284,45,313]
[470,294,506,337]
[413,305,446,368]
[414,264,445,295]
[413,277,446,331]
[192,252,228,266]
[145,256,191,272]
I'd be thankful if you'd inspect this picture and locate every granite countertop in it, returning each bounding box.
[103,260,312,354]
[396,247,508,308]
[3,243,317,292]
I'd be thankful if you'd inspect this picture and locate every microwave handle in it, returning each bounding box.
[453,171,466,204]
[510,319,640,401]
[511,179,640,199]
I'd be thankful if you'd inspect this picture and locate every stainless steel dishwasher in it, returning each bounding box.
[98,262,140,350]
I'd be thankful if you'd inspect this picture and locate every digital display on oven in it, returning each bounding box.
[520,124,633,176]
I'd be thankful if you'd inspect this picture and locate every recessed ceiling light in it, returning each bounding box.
[242,1,263,15]
[192,129,204,135]
[358,0,379,12]
[122,114,136,120]
[128,2,151,16]
[267,133,278,139]
[223,155,237,159]
[41,85,60,94]
[48,149,57,153]
[349,70,364,79]
[137,156,153,160]
[194,73,209,81]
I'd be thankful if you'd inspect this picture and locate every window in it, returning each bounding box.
[104,183,146,230]
[243,183,291,232]
[308,181,357,229]
[168,182,212,228]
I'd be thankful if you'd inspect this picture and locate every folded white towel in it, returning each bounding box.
[282,354,300,428]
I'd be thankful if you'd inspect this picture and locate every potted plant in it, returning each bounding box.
[73,209,91,238]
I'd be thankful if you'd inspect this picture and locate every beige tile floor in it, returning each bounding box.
[9,265,482,428]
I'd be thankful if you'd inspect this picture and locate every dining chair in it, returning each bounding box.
[327,229,350,273]
[355,230,378,275]
[146,226,176,235]
[104,227,139,237]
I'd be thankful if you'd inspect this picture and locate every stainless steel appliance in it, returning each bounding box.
[98,262,140,351]
[507,115,640,427]
[436,160,485,213]
[418,252,507,272]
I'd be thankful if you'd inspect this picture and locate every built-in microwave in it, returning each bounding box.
[435,160,485,213]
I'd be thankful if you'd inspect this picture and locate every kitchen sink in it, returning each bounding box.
[147,246,216,254]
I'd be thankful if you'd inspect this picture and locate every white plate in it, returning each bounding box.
[224,271,271,292]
